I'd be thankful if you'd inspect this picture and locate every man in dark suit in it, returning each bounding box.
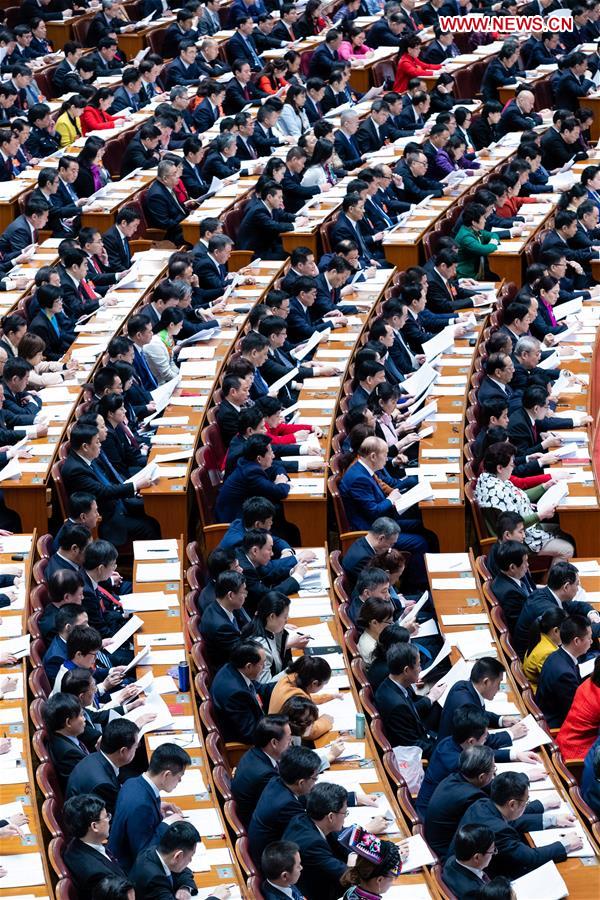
[198,570,251,668]
[394,151,446,204]
[375,643,444,757]
[120,123,162,177]
[281,784,353,900]
[129,822,200,900]
[477,352,520,412]
[85,1,131,47]
[61,421,159,545]
[201,134,242,181]
[164,41,203,89]
[438,657,523,744]
[108,743,192,871]
[261,840,305,900]
[43,693,88,789]
[508,383,578,457]
[282,147,325,215]
[181,137,208,199]
[142,159,189,245]
[340,519,400,585]
[394,91,430,133]
[553,52,595,110]
[22,0,69,23]
[191,80,224,131]
[308,28,343,79]
[235,529,303,614]
[215,373,252,447]
[540,116,588,169]
[226,16,265,69]
[232,715,292,826]
[422,27,459,63]
[0,195,50,263]
[452,771,576,878]
[355,102,389,155]
[536,615,592,727]
[236,182,295,259]
[249,746,322,864]
[480,45,522,101]
[63,794,127,893]
[330,193,382,267]
[490,541,534,634]
[425,746,496,862]
[423,250,478,313]
[161,10,198,59]
[2,357,42,426]
[66,719,140,814]
[498,89,543,136]
[442,824,496,898]
[197,39,231,78]
[334,110,363,170]
[103,207,139,271]
[515,561,598,657]
[224,56,269,112]
[210,641,270,743]
[253,105,286,157]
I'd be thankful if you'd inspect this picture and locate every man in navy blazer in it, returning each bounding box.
[66,718,140,813]
[210,642,270,743]
[341,519,400,585]
[248,746,321,864]
[232,715,292,825]
[164,41,203,89]
[355,104,389,155]
[261,841,305,900]
[142,160,189,245]
[425,747,496,862]
[514,562,598,658]
[63,795,128,893]
[477,352,521,413]
[536,615,592,727]
[108,742,191,871]
[215,434,291,522]
[375,643,442,757]
[442,824,497,899]
[334,117,363,170]
[236,182,296,259]
[490,541,534,634]
[338,436,421,533]
[198,570,251,668]
[226,17,265,69]
[437,657,521,744]
[308,29,342,79]
[281,783,350,900]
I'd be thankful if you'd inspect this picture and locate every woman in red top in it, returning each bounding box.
[557,658,600,759]
[258,60,289,95]
[393,35,441,94]
[259,396,324,446]
[81,88,127,135]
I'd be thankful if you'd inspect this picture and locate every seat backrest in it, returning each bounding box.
[235,835,257,874]
[372,58,397,87]
[32,557,48,585]
[30,666,51,700]
[30,582,50,612]
[55,878,79,900]
[36,761,63,802]
[51,459,70,522]
[191,464,218,529]
[48,835,69,879]
[42,796,64,837]
[32,728,50,763]
[201,422,227,473]
[213,764,232,802]
[320,211,340,254]
[327,472,351,535]
[37,533,54,559]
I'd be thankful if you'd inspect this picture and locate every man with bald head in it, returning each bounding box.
[499,87,544,136]
[338,435,435,583]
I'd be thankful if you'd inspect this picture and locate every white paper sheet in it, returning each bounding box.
[136,563,181,583]
[511,860,568,900]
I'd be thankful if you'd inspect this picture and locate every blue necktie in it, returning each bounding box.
[254,369,269,395]
[49,315,60,336]
[99,450,123,483]
[136,347,157,389]
[91,459,111,486]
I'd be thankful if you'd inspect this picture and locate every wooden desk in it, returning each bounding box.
[0,534,55,899]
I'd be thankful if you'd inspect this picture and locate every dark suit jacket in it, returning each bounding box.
[554,69,594,112]
[499,99,543,136]
[29,312,71,360]
[181,158,207,199]
[281,168,319,215]
[108,774,168,871]
[225,31,263,69]
[64,838,127,893]
[286,297,332,345]
[536,645,581,728]
[223,77,267,115]
[481,58,518,101]
[442,854,489,900]
[103,225,131,271]
[61,450,135,524]
[216,398,242,447]
[142,181,186,244]
[129,847,196,899]
[48,733,88,788]
[86,12,129,47]
[192,96,219,132]
[438,680,510,744]
[231,746,279,827]
[237,551,299,615]
[490,572,532,634]
[249,776,306,864]
[308,44,340,79]
[477,376,518,411]
[0,214,36,262]
[282,813,348,900]
[66,751,121,813]
[375,677,436,756]
[236,201,294,256]
[164,57,202,89]
[120,136,160,178]
[514,586,593,658]
[202,150,241,182]
[453,796,565,878]
[210,663,266,743]
[199,600,251,668]
[426,774,488,861]
[540,128,580,170]
[334,129,362,170]
[340,536,376,586]
[355,118,385,155]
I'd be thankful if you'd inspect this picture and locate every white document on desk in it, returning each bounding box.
[501,714,553,752]
[422,325,455,362]
[511,860,568,899]
[529,824,595,857]
[393,479,434,514]
[136,562,181,583]
[0,853,45,888]
[103,615,143,654]
[317,696,357,731]
[120,592,178,612]
[536,481,569,517]
[426,552,471,572]
[134,539,179,560]
[399,833,436,872]
[291,328,330,360]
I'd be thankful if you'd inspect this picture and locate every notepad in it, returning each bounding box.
[0,853,46,888]
[317,766,379,787]
[529,824,595,858]
[452,628,496,660]
[399,833,436,872]
[317,695,357,731]
[0,765,29,784]
[137,633,184,647]
[160,767,206,797]
[150,433,195,445]
[136,562,181,583]
[288,596,333,618]
[426,553,471,572]
[506,714,553,753]
[143,648,186,665]
[183,807,225,837]
[511,860,568,899]
[441,614,488,626]
[133,540,180,560]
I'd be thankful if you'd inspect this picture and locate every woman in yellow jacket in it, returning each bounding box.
[269,655,340,740]
[523,607,566,686]
[55,95,86,148]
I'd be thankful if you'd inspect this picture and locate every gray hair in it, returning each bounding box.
[459,745,495,779]
[371,517,401,537]
[340,110,359,127]
[214,133,236,153]
[514,335,540,358]
[169,86,188,101]
[157,159,179,180]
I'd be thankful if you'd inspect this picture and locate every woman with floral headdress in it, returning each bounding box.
[339,828,404,898]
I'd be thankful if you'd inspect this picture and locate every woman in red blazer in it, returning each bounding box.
[81,88,128,135]
[557,658,600,759]
[393,34,441,94]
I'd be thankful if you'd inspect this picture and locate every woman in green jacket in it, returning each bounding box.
[455,202,500,279]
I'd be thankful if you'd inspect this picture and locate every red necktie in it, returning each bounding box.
[81,278,95,299]
[97,584,122,612]
[243,86,250,100]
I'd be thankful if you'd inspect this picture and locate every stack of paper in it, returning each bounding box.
[511,860,568,899]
